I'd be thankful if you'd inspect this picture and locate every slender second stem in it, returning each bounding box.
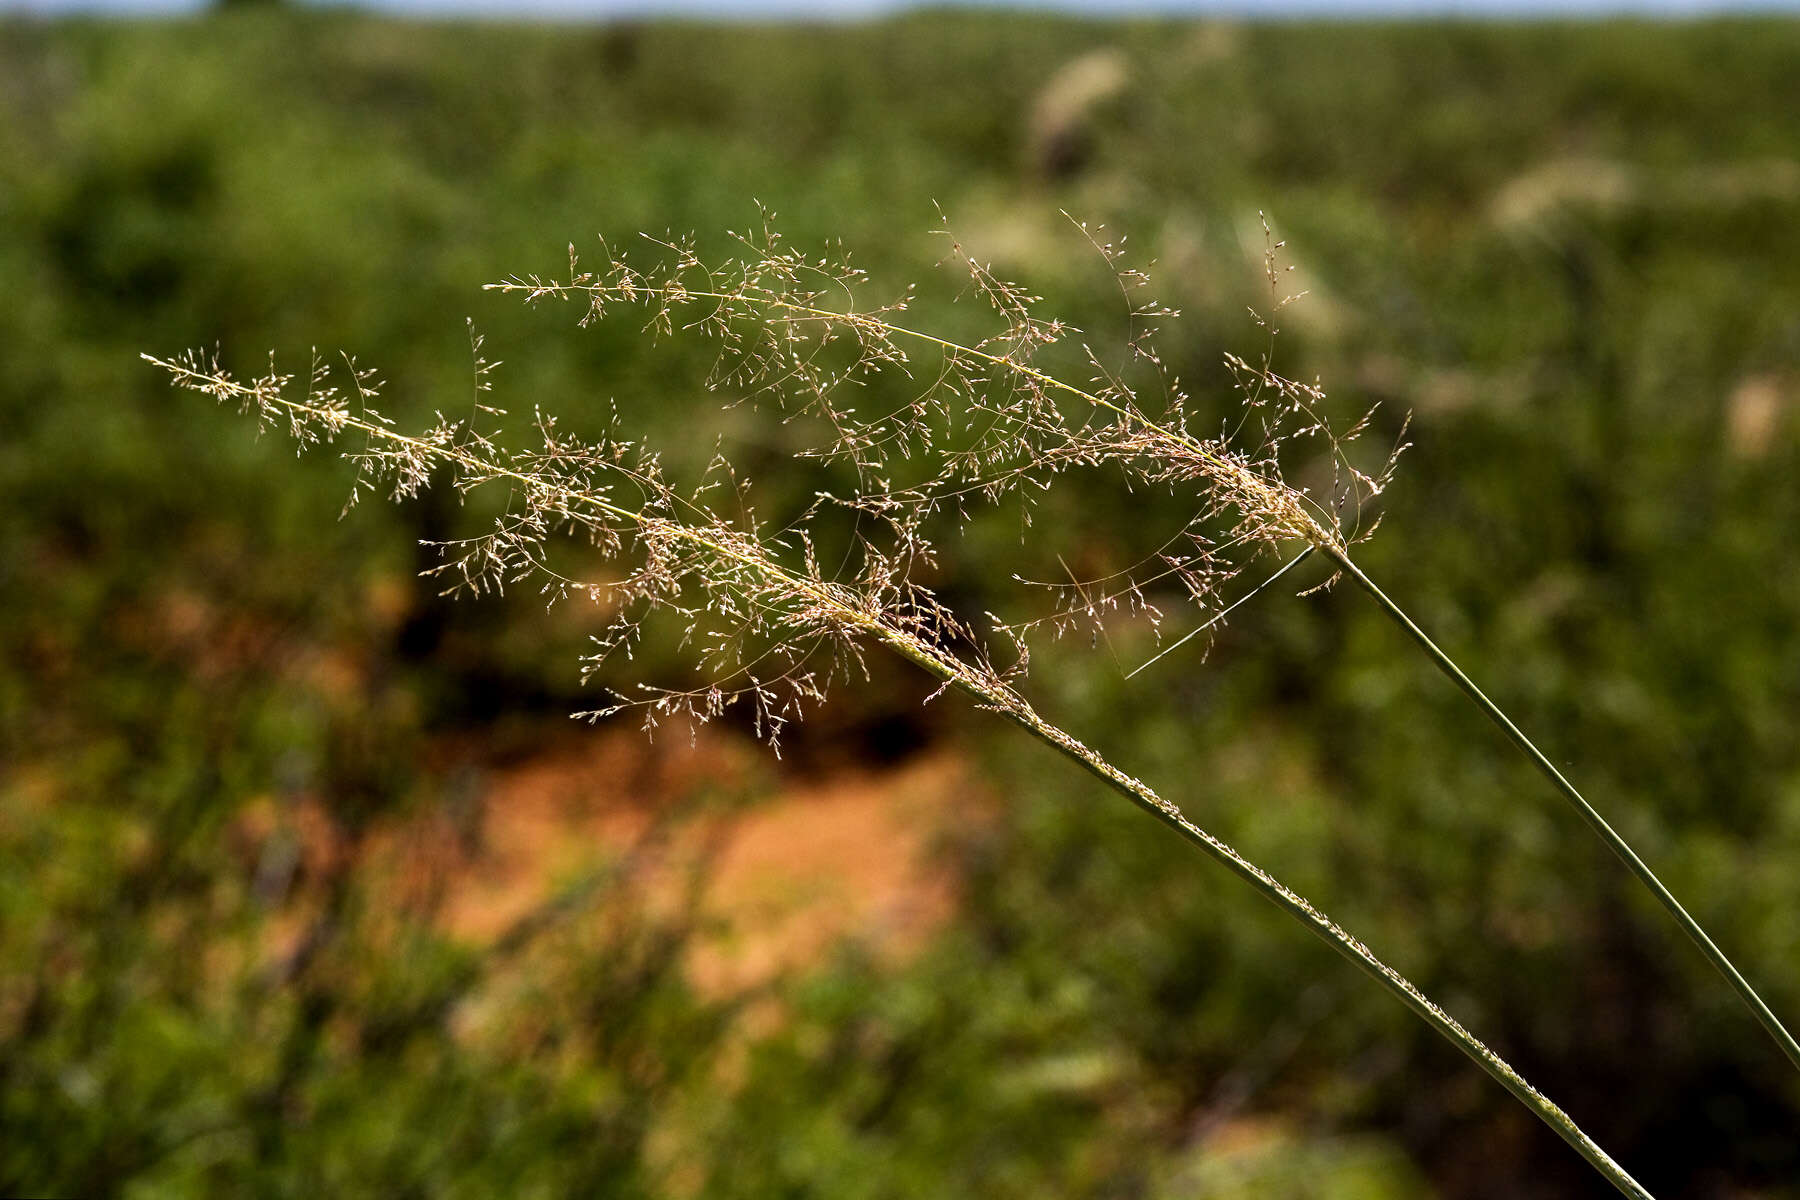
[1321,543,1800,1076]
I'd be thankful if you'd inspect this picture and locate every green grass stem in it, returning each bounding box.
[881,629,1657,1200]
[1321,543,1800,1076]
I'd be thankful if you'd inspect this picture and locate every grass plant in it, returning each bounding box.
[143,204,1791,1197]
[5,13,1794,1193]
[146,340,1651,1196]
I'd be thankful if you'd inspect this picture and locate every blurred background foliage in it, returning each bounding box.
[3,8,1799,1196]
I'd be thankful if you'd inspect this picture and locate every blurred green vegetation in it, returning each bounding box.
[3,8,1799,1196]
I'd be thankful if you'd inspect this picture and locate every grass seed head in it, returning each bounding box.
[153,212,1401,750]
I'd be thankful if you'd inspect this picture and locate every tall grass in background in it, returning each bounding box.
[151,211,1793,1196]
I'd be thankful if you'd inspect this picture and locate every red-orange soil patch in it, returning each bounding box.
[356,728,974,993]
[683,750,966,994]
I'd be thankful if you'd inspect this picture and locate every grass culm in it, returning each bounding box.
[150,211,1794,1197]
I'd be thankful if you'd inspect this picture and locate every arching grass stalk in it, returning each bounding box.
[822,264,1800,1070]
[489,218,1796,1077]
[146,349,1652,1199]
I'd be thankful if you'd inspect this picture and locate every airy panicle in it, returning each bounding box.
[487,209,1405,659]
[144,214,1665,1200]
